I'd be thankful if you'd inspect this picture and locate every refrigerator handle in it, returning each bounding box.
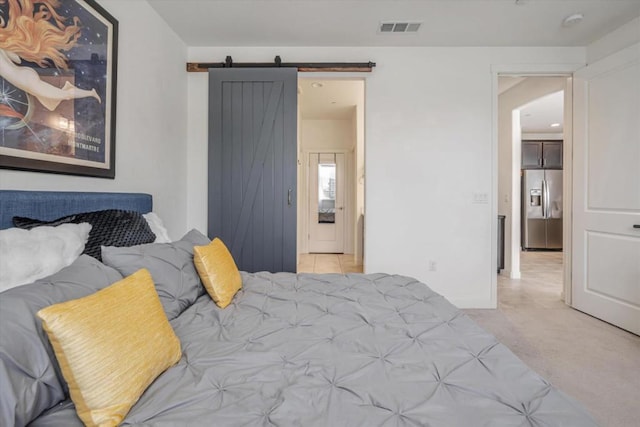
[541,179,546,218]
[544,179,551,218]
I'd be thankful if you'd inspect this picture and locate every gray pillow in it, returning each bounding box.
[101,229,211,321]
[0,255,123,427]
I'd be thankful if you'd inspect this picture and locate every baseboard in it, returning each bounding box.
[508,270,521,279]
[449,297,496,309]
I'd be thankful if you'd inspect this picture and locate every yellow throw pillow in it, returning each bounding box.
[37,269,181,427]
[193,238,242,308]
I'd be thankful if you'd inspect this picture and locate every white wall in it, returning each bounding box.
[301,119,353,151]
[0,0,189,238]
[186,46,584,308]
[498,77,567,278]
[587,17,640,64]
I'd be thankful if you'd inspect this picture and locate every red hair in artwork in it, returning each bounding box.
[0,0,81,69]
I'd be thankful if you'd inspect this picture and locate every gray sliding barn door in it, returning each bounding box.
[208,68,297,273]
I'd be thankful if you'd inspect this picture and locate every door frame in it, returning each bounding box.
[296,74,367,263]
[300,148,352,254]
[491,63,582,308]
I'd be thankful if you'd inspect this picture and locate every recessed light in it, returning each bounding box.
[550,123,561,128]
[562,13,584,27]
[311,82,323,88]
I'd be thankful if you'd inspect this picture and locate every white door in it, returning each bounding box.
[572,43,640,335]
[309,153,345,253]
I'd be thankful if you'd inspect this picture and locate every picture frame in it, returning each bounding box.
[0,0,118,179]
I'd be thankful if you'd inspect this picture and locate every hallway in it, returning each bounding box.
[297,253,363,274]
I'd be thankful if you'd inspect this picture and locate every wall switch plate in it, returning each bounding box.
[473,192,489,204]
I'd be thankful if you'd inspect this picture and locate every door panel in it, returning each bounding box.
[526,219,547,248]
[587,63,640,211]
[523,170,545,220]
[209,68,297,273]
[587,232,640,306]
[523,170,545,249]
[545,168,563,249]
[572,44,640,334]
[545,170,563,220]
[309,153,345,253]
[546,219,563,249]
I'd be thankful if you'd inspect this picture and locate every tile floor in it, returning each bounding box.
[466,251,640,427]
[297,253,363,274]
[500,250,566,310]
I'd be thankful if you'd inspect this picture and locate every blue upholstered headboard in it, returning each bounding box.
[0,190,153,230]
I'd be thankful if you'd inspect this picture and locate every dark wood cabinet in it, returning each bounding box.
[542,141,562,169]
[522,142,543,168]
[522,141,562,169]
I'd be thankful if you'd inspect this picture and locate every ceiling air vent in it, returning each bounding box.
[379,22,422,33]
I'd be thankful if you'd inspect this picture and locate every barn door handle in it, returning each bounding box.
[634,224,640,229]
[287,188,292,206]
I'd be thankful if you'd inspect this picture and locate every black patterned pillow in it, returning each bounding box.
[13,210,156,261]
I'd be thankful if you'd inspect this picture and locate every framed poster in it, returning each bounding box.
[0,0,118,178]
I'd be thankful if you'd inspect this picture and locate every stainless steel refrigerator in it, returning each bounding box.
[522,169,563,250]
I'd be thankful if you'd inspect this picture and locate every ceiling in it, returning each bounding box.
[299,79,364,120]
[498,76,565,133]
[519,90,564,134]
[148,0,640,47]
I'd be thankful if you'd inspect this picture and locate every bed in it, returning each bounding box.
[0,190,598,426]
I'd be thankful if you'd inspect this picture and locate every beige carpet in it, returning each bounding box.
[465,251,640,427]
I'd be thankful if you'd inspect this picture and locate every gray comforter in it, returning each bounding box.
[32,273,596,426]
[1,231,597,426]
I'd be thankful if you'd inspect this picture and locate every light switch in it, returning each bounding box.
[473,192,489,204]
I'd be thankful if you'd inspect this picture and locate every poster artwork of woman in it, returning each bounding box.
[0,0,100,117]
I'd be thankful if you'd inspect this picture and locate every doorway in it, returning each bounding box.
[497,75,570,304]
[495,49,639,335]
[296,79,365,273]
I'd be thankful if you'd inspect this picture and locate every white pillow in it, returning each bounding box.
[143,212,171,243]
[0,223,92,292]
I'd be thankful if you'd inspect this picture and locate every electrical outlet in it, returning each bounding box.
[428,260,437,271]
